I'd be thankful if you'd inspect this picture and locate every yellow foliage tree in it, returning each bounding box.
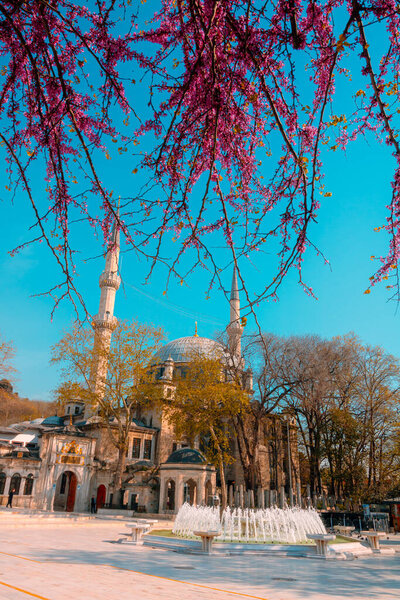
[165,354,249,510]
[51,320,164,504]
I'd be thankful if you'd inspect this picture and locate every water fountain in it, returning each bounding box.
[173,503,326,543]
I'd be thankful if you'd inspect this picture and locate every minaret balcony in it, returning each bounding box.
[93,313,118,330]
[99,271,121,290]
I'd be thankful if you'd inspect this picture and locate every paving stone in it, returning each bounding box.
[0,517,399,599]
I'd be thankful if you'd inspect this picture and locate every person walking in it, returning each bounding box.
[6,488,15,508]
[90,496,97,514]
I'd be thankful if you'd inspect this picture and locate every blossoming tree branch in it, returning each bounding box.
[1,0,400,314]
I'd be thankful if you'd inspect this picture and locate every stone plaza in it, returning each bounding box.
[0,510,399,600]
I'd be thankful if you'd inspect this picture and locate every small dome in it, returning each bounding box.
[153,336,223,364]
[166,448,207,464]
[42,415,65,427]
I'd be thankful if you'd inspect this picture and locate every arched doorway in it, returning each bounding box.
[54,471,78,512]
[96,484,106,509]
[183,479,197,505]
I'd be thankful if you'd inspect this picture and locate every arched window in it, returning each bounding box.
[24,474,34,496]
[10,473,21,495]
[0,473,6,495]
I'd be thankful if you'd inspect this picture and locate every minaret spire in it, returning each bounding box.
[230,266,240,323]
[227,265,243,361]
[85,211,121,419]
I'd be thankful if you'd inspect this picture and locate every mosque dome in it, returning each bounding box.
[152,335,224,365]
[166,448,207,464]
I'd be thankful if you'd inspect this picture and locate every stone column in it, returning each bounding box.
[175,476,184,513]
[158,477,166,513]
[139,438,144,460]
[198,473,207,506]
[249,489,255,508]
[296,481,302,507]
[239,485,244,509]
[306,485,311,507]
[192,481,197,506]
[20,477,26,501]
[3,475,11,498]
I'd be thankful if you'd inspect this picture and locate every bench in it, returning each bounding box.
[123,518,159,542]
[306,533,336,557]
[123,522,151,544]
[328,542,373,558]
[193,530,221,555]
[361,531,386,552]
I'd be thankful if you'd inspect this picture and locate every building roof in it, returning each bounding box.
[12,433,37,444]
[166,448,207,464]
[41,416,65,427]
[0,426,19,434]
[153,336,224,364]
[9,418,45,430]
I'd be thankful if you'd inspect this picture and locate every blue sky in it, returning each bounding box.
[0,5,399,402]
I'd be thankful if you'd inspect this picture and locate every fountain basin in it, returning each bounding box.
[173,504,327,544]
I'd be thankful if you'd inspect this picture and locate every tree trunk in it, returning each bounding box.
[219,453,228,511]
[112,447,126,507]
[210,426,227,511]
[233,413,261,490]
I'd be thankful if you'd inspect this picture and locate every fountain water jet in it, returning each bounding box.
[173,504,326,543]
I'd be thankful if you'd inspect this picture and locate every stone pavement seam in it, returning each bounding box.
[107,564,270,600]
[0,550,269,600]
[0,580,50,600]
[0,551,42,563]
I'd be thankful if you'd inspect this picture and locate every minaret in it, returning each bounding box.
[227,266,243,361]
[94,215,121,329]
[84,215,121,419]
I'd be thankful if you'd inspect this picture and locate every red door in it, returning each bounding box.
[66,473,77,512]
[96,485,106,509]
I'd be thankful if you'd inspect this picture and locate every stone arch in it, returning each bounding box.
[205,479,213,506]
[24,474,34,496]
[96,484,106,509]
[10,473,21,495]
[164,479,176,511]
[183,478,197,505]
[54,470,79,512]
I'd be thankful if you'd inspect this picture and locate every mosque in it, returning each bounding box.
[0,219,299,513]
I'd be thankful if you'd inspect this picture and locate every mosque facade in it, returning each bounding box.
[0,220,299,514]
